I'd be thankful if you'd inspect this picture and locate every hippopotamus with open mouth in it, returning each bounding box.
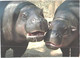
[0,1,48,57]
[44,0,79,57]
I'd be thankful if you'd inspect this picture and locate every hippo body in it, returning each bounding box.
[0,1,48,57]
[44,0,79,57]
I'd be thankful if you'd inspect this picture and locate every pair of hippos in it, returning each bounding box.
[0,0,79,57]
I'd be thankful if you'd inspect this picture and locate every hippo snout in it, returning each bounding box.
[25,18,48,33]
[25,17,48,42]
[49,31,62,45]
[44,30,62,49]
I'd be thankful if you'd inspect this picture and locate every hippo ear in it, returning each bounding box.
[71,26,77,31]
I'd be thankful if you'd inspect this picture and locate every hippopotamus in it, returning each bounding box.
[44,0,79,57]
[0,1,48,57]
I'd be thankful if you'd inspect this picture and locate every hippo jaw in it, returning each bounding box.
[45,31,63,50]
[26,31,46,42]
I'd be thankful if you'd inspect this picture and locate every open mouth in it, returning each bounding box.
[46,42,62,48]
[26,31,46,39]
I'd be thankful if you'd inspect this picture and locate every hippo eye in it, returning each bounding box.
[22,13,27,18]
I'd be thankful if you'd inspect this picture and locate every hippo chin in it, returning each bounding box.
[44,0,79,57]
[0,1,48,57]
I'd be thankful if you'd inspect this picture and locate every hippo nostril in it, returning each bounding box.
[52,31,58,36]
[58,35,62,38]
[56,33,58,36]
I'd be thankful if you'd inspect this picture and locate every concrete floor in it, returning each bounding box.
[5,40,62,57]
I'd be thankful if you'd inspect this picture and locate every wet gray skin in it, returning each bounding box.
[44,0,79,50]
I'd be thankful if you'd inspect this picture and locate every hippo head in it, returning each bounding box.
[15,5,48,42]
[44,18,78,50]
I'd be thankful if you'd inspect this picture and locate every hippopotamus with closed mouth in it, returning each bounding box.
[44,0,79,57]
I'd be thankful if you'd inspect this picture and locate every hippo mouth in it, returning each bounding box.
[45,42,62,48]
[26,31,46,42]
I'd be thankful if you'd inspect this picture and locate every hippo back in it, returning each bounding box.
[54,0,79,29]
